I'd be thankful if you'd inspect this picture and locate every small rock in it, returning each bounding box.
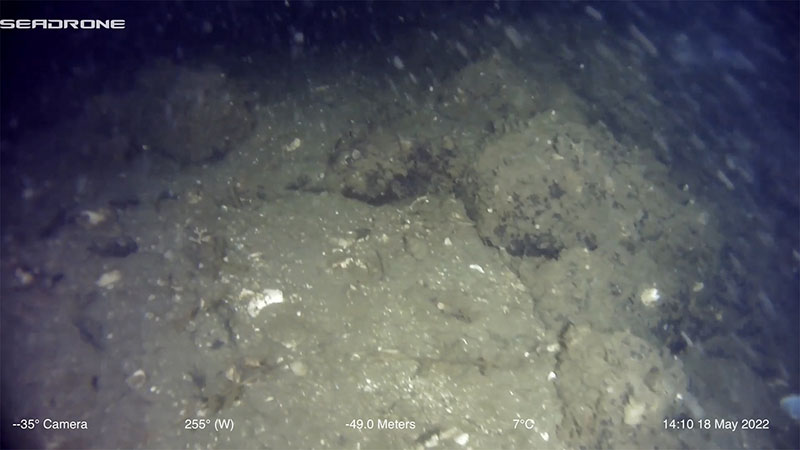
[289,360,308,377]
[79,209,110,227]
[225,366,240,383]
[96,270,121,288]
[623,398,646,425]
[14,267,35,286]
[442,136,455,151]
[243,357,261,368]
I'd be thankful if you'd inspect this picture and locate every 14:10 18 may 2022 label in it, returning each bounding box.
[663,417,769,431]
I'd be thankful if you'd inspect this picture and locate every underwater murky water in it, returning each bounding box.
[1,2,798,449]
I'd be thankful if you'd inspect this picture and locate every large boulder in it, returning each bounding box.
[324,128,467,205]
[462,112,675,260]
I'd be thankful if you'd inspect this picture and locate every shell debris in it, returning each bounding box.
[639,287,660,307]
[126,369,147,389]
[469,264,485,274]
[454,432,469,446]
[284,137,302,152]
[241,288,284,318]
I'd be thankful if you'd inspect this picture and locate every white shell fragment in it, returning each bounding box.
[242,288,284,318]
[454,432,469,446]
[623,398,647,425]
[80,209,108,226]
[423,433,439,448]
[540,431,550,442]
[284,137,302,152]
[96,270,121,288]
[469,264,485,274]
[126,369,146,389]
[639,287,660,307]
